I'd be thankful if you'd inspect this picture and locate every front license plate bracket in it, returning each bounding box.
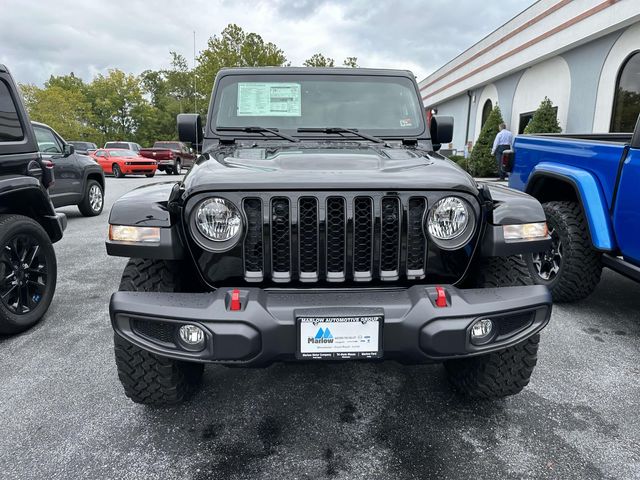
[296,313,383,360]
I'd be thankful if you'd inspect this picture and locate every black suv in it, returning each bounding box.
[0,65,66,334]
[106,68,553,405]
[33,122,105,216]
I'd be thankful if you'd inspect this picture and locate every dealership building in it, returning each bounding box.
[419,0,640,152]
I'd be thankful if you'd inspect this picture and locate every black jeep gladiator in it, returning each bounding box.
[0,65,66,334]
[107,68,552,405]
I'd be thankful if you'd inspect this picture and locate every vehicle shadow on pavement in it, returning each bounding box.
[135,357,620,480]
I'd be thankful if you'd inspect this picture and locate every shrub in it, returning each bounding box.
[447,154,471,173]
[468,105,504,177]
[524,97,562,134]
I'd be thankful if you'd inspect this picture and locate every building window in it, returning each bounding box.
[481,99,492,128]
[519,112,534,134]
[611,51,640,133]
[519,107,557,134]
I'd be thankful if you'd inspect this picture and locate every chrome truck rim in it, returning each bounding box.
[89,184,103,212]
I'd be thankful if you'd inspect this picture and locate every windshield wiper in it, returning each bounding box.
[217,126,299,143]
[296,127,385,144]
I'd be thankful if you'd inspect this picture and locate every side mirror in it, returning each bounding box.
[430,115,454,151]
[64,144,75,156]
[178,113,203,150]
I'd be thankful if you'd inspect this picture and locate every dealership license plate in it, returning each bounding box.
[297,315,383,360]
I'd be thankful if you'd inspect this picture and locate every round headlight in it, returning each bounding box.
[427,196,475,249]
[195,197,242,242]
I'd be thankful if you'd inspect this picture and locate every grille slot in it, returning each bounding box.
[407,197,427,279]
[271,198,291,281]
[380,197,401,279]
[353,197,374,281]
[243,198,264,281]
[326,197,346,281]
[298,197,319,281]
[242,193,430,283]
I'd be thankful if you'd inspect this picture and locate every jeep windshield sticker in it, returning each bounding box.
[237,82,302,117]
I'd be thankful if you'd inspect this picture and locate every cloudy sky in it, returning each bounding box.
[0,0,532,86]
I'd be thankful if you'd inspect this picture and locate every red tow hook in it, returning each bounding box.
[435,286,448,308]
[230,289,242,311]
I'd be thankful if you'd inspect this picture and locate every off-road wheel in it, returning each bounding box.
[0,215,57,334]
[446,255,538,398]
[112,164,124,178]
[145,172,155,178]
[525,201,601,302]
[77,179,103,216]
[114,258,204,405]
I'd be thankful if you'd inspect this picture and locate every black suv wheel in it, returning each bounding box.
[114,258,204,405]
[78,179,103,216]
[525,201,601,302]
[0,215,57,334]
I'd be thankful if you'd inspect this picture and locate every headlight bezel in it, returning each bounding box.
[189,196,244,252]
[425,196,477,250]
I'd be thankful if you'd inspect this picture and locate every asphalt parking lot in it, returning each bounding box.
[1,175,639,480]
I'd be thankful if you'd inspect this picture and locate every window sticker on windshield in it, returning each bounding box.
[400,118,413,127]
[237,83,301,117]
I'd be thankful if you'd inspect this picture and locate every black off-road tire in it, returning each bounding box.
[77,179,104,216]
[0,215,57,334]
[526,201,601,302]
[446,255,538,398]
[444,334,540,399]
[145,172,155,178]
[466,255,533,288]
[113,258,204,405]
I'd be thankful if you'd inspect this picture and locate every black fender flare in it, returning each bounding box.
[478,182,549,256]
[106,181,184,259]
[0,175,66,242]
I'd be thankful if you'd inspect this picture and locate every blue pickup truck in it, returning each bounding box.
[505,115,640,302]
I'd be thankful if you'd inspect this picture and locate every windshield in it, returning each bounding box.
[109,149,136,157]
[106,142,129,149]
[211,74,425,138]
[154,142,180,149]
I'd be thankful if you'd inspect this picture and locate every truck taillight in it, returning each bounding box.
[501,150,514,173]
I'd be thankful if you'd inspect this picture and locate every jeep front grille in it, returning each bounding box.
[242,193,428,283]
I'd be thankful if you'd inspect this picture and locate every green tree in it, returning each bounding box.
[342,57,358,68]
[524,96,562,134]
[195,24,287,112]
[87,69,150,144]
[20,80,98,142]
[469,105,504,177]
[303,53,335,67]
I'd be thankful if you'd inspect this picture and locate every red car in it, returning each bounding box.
[91,148,158,178]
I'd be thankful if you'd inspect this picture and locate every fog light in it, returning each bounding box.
[178,324,205,349]
[470,318,494,344]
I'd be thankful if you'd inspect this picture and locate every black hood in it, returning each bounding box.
[182,143,478,196]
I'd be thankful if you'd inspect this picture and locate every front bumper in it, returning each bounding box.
[110,284,551,365]
[122,164,157,174]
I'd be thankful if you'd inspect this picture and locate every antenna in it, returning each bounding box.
[193,30,197,113]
